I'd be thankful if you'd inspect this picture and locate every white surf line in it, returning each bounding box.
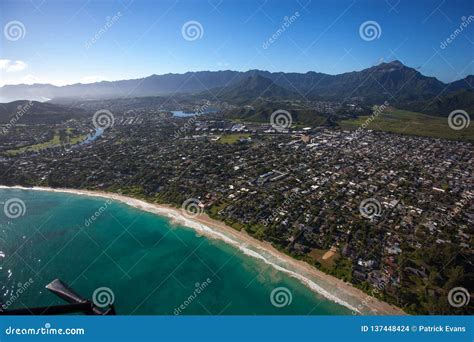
[162,212,360,313]
[1,185,360,313]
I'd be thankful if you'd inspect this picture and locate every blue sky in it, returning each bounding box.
[0,0,473,86]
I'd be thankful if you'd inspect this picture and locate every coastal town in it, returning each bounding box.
[2,2,474,342]
[0,108,472,315]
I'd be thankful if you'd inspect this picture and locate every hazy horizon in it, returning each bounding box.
[2,59,472,90]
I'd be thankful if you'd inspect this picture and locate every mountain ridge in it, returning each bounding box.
[1,61,472,104]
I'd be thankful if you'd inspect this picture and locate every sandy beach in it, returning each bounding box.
[1,185,406,315]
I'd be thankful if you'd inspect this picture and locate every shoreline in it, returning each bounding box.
[1,185,406,315]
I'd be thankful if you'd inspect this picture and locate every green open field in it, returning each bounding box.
[217,133,251,144]
[6,129,88,155]
[339,109,474,141]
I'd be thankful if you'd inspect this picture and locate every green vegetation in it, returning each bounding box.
[208,200,229,217]
[339,109,474,141]
[404,89,474,117]
[6,129,88,155]
[217,133,251,144]
[223,99,333,127]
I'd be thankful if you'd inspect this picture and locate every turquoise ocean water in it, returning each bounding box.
[0,188,351,315]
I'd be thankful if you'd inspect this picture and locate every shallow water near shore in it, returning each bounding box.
[0,188,351,315]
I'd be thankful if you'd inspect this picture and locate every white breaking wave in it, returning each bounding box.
[0,186,361,313]
[165,212,360,313]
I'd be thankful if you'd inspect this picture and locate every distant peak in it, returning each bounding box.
[387,60,404,66]
[373,60,408,71]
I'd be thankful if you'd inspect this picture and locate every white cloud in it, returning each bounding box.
[0,59,27,72]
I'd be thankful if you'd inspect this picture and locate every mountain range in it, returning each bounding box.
[1,61,472,107]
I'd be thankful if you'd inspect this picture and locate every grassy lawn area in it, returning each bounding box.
[339,109,474,141]
[217,133,251,144]
[6,129,88,155]
[208,200,229,217]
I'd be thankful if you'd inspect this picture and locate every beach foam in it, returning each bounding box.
[156,209,360,312]
[0,186,382,314]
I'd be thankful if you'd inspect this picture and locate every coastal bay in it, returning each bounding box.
[0,186,405,315]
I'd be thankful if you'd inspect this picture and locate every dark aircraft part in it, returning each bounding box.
[45,279,88,305]
[0,279,116,315]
